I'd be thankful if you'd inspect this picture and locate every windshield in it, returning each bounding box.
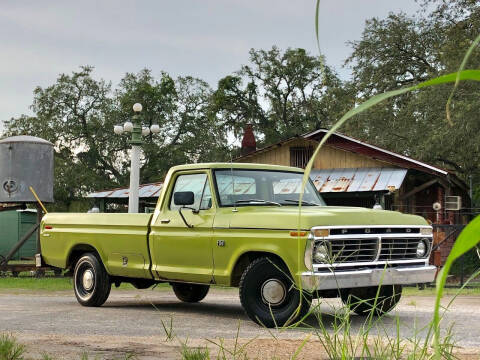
[214,169,326,207]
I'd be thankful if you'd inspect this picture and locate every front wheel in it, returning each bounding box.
[73,253,111,307]
[239,257,311,328]
[171,283,210,303]
[340,285,402,316]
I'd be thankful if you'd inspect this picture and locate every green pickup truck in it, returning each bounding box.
[39,163,436,327]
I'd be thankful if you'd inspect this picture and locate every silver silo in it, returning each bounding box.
[0,136,54,203]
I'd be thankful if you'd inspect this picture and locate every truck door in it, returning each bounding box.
[150,171,215,283]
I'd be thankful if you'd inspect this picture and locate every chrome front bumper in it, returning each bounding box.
[301,265,437,291]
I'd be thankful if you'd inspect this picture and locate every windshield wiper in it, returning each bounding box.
[283,199,321,206]
[235,199,282,206]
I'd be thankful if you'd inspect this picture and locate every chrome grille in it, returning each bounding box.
[379,238,422,261]
[327,238,377,263]
[313,234,431,265]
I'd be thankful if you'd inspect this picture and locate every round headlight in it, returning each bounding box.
[313,244,330,263]
[416,240,428,258]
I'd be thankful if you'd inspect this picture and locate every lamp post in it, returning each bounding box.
[114,103,160,213]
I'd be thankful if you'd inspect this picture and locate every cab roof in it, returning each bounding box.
[169,162,304,173]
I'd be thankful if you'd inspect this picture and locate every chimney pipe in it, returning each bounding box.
[241,124,256,156]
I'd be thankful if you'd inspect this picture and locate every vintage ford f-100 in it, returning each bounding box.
[39,163,436,327]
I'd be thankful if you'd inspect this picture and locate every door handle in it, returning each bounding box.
[160,219,171,224]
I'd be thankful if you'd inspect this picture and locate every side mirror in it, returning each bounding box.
[174,191,195,206]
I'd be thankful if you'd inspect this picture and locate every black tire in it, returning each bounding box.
[341,285,402,316]
[73,253,111,307]
[239,257,311,328]
[172,283,209,303]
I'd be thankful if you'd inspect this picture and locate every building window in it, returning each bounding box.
[290,146,313,168]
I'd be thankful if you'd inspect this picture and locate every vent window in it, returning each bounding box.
[290,146,313,168]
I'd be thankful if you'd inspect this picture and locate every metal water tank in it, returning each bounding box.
[0,136,54,203]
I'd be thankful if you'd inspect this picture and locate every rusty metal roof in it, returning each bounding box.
[310,168,407,193]
[86,168,406,199]
[86,182,163,199]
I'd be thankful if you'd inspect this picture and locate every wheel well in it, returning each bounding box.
[67,244,100,271]
[230,251,288,287]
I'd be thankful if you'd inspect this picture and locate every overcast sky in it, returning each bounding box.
[0,0,420,132]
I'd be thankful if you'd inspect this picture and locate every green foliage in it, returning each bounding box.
[450,247,480,277]
[434,215,480,353]
[2,67,229,209]
[160,315,175,341]
[211,47,354,144]
[0,334,25,360]
[180,344,210,360]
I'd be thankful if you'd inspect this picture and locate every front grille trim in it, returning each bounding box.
[311,226,433,267]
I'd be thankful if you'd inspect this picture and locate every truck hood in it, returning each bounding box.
[227,206,428,230]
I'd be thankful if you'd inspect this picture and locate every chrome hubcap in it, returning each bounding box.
[82,269,94,291]
[261,279,286,305]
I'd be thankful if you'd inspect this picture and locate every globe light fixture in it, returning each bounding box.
[113,125,124,135]
[123,121,134,132]
[150,124,160,134]
[141,127,150,136]
[133,103,143,112]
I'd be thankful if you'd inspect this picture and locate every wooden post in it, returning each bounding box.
[36,203,43,254]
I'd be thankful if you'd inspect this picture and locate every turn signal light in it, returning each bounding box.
[313,229,329,238]
[420,228,433,235]
[290,231,307,237]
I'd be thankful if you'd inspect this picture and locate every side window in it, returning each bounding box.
[169,173,212,211]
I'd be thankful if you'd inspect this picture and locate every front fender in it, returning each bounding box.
[213,228,308,286]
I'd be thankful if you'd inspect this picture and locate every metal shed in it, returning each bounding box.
[0,210,38,261]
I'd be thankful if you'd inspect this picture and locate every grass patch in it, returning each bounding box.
[403,285,480,296]
[0,333,137,360]
[180,343,210,360]
[0,277,73,291]
[0,277,171,292]
[0,334,25,360]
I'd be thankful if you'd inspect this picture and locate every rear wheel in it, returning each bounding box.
[172,283,209,303]
[340,285,402,316]
[239,257,311,328]
[73,253,111,307]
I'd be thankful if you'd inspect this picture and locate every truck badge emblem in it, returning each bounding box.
[386,228,391,233]
[122,257,128,266]
[217,240,225,247]
[406,228,411,233]
[341,229,347,234]
[365,228,370,234]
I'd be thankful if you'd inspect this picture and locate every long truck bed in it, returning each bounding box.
[40,213,153,279]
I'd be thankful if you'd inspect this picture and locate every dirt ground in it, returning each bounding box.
[1,287,480,359]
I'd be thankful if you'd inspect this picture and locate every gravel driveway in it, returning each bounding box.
[1,287,479,359]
